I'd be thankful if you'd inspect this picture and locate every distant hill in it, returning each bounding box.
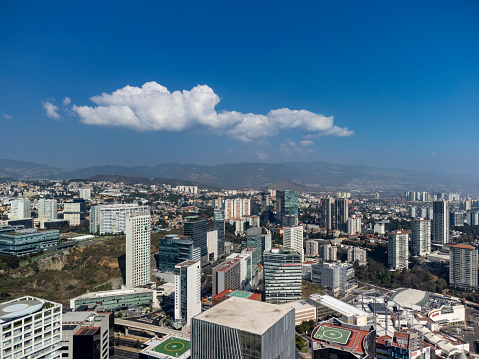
[268,180,319,192]
[87,174,211,189]
[0,158,478,192]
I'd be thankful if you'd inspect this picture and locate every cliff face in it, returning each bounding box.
[0,236,125,306]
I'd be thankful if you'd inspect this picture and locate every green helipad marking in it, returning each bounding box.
[313,326,351,345]
[229,291,251,298]
[154,337,190,357]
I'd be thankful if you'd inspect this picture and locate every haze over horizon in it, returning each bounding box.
[1,1,478,175]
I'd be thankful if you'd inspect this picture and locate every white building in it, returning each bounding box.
[308,294,371,326]
[37,199,57,220]
[283,226,304,262]
[347,215,362,235]
[126,213,151,288]
[313,262,355,291]
[388,230,409,270]
[9,198,31,219]
[78,188,91,200]
[207,230,218,262]
[0,296,62,359]
[305,239,319,257]
[449,244,478,289]
[174,260,201,326]
[174,185,198,194]
[90,204,150,234]
[227,252,253,290]
[411,219,431,256]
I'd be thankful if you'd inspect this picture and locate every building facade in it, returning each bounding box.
[213,208,225,256]
[10,198,31,220]
[191,297,295,359]
[0,296,62,359]
[0,227,60,255]
[125,214,151,288]
[184,218,208,260]
[432,200,449,244]
[263,248,302,303]
[174,260,201,326]
[158,235,198,273]
[283,226,304,262]
[37,199,58,220]
[411,219,431,256]
[388,231,409,271]
[90,204,150,234]
[449,244,478,289]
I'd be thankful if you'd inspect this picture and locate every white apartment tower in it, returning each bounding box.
[0,296,62,359]
[411,219,431,256]
[449,244,478,289]
[432,200,449,244]
[388,230,409,271]
[9,198,31,220]
[126,214,151,288]
[174,260,201,326]
[37,199,58,220]
[347,215,362,235]
[90,204,150,234]
[78,188,91,200]
[283,226,304,262]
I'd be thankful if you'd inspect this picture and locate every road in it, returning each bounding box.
[113,348,138,359]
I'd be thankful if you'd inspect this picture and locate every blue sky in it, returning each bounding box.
[1,0,478,175]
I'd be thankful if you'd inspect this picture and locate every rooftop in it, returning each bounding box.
[312,322,371,354]
[309,295,369,317]
[62,311,94,324]
[390,288,430,308]
[194,297,293,335]
[73,287,155,300]
[176,260,200,268]
[450,244,476,250]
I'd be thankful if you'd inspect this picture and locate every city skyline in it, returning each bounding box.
[1,1,478,176]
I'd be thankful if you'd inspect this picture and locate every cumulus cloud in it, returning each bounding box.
[43,102,60,119]
[63,97,71,106]
[72,82,353,141]
[2,114,13,119]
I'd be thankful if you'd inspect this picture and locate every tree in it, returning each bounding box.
[295,334,305,350]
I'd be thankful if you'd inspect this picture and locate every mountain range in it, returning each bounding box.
[0,159,477,192]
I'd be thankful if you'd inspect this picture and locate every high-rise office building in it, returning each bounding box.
[0,296,62,359]
[10,198,31,220]
[320,197,334,230]
[411,219,431,256]
[333,198,349,231]
[246,226,263,265]
[276,190,299,226]
[191,297,295,359]
[174,260,201,326]
[449,244,478,289]
[37,199,58,220]
[263,248,302,303]
[388,230,409,271]
[214,208,225,255]
[158,234,199,273]
[125,214,151,288]
[90,204,150,234]
[184,217,207,260]
[283,226,304,262]
[432,200,449,244]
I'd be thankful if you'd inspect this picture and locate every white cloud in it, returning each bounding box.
[279,139,314,157]
[63,97,71,106]
[2,114,13,119]
[72,81,354,141]
[43,102,60,119]
[256,152,270,160]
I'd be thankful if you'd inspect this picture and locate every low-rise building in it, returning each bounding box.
[0,227,60,255]
[70,287,158,311]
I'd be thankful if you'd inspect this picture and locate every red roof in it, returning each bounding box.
[312,323,370,354]
[450,244,476,250]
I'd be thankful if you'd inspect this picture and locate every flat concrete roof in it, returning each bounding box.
[62,311,93,324]
[390,288,429,308]
[309,295,369,317]
[194,297,293,335]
